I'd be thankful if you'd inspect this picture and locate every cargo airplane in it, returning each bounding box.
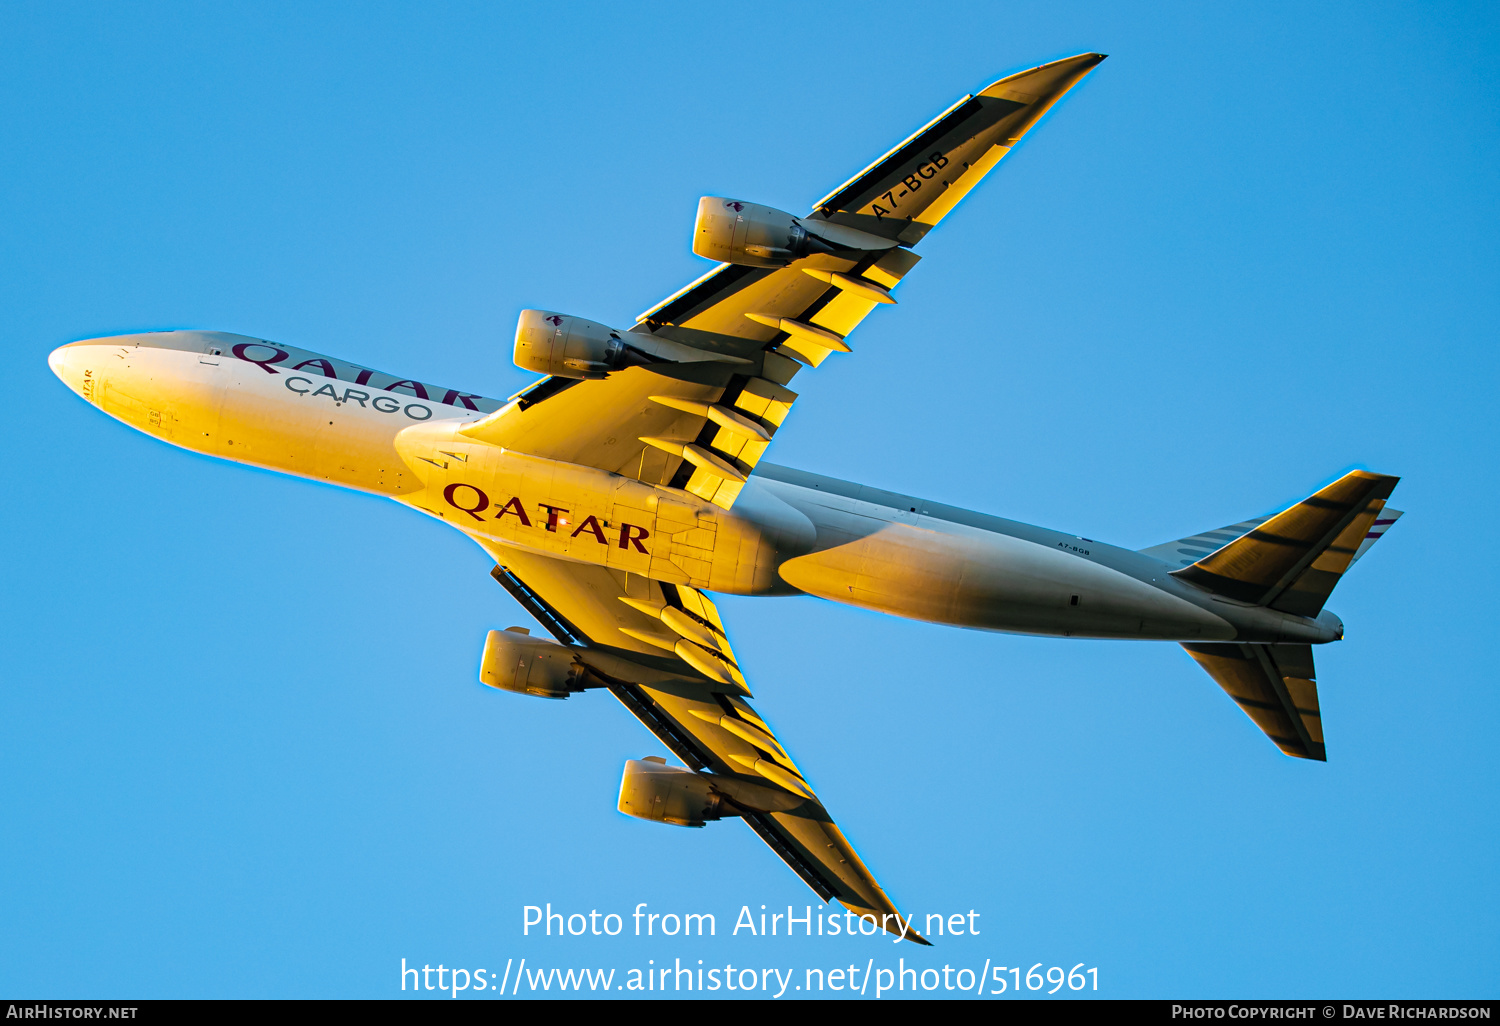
[49,53,1401,944]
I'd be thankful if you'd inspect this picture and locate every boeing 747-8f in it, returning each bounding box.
[49,53,1401,943]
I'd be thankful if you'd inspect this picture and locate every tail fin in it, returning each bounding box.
[1171,471,1399,616]
[1182,643,1325,760]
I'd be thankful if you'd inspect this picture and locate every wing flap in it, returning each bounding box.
[460,362,742,488]
[664,247,925,507]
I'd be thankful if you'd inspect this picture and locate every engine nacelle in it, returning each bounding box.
[692,197,833,267]
[692,197,900,267]
[617,758,730,827]
[479,628,587,699]
[514,310,638,379]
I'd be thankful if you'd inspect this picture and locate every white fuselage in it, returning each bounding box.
[48,330,1340,646]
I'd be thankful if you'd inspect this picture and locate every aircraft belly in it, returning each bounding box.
[388,434,798,593]
[211,359,444,493]
[778,521,1234,640]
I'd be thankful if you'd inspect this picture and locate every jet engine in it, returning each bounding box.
[692,197,900,267]
[479,628,589,699]
[617,758,733,827]
[513,310,652,379]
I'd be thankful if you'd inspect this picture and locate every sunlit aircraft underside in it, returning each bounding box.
[49,53,1401,944]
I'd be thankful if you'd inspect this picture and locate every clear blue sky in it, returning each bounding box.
[2,0,1496,1000]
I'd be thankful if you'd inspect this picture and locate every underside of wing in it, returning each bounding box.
[476,540,928,943]
[460,53,1106,512]
[808,52,1106,239]
[464,359,801,511]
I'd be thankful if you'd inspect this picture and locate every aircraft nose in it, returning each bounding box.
[48,343,80,392]
[48,340,107,402]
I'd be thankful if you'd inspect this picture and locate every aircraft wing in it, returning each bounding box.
[460,53,1106,512]
[479,540,929,944]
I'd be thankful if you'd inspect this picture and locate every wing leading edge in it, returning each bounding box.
[479,541,929,944]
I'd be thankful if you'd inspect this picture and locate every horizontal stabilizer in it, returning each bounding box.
[1182,643,1325,760]
[1172,471,1399,616]
[1145,507,1405,572]
[1140,516,1272,567]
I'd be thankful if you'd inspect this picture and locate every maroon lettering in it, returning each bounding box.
[619,523,650,553]
[354,368,375,385]
[231,343,290,374]
[441,389,483,411]
[386,380,430,399]
[570,515,608,544]
[494,496,532,526]
[538,504,569,533]
[443,483,489,522]
[292,358,338,378]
